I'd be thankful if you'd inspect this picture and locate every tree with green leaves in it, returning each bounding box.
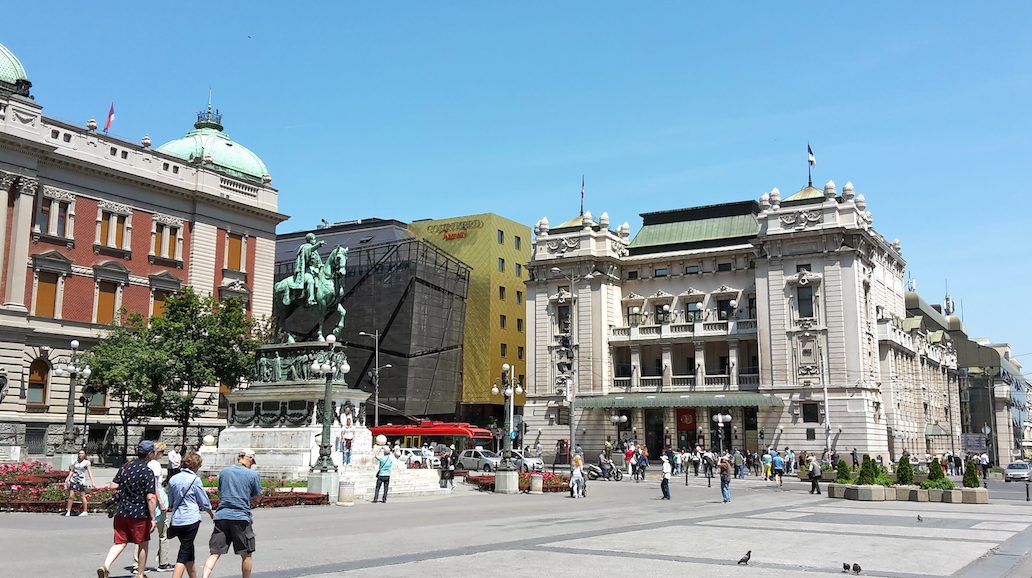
[856,454,877,485]
[963,460,981,488]
[150,287,258,445]
[836,458,852,482]
[895,454,914,485]
[81,314,164,463]
[928,457,944,481]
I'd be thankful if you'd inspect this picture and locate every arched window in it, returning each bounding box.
[27,359,49,404]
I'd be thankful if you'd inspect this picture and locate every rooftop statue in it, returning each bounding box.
[272,237,348,343]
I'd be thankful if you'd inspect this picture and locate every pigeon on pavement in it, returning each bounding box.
[842,562,851,572]
[852,562,862,575]
[917,514,923,522]
[737,551,751,565]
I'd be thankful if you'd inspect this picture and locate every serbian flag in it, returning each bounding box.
[103,103,115,133]
[807,143,816,166]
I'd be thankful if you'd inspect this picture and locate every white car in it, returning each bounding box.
[511,450,544,472]
[1004,461,1031,482]
[395,448,439,468]
[456,449,501,471]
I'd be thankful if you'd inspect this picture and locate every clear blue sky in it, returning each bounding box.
[6,2,1031,363]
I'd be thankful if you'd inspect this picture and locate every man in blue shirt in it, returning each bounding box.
[202,449,261,578]
[772,451,785,486]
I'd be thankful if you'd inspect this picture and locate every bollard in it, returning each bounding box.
[707,471,712,488]
[685,469,689,486]
[336,480,355,507]
[530,474,543,495]
[1026,481,1029,502]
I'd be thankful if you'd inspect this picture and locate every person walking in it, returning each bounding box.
[168,451,213,578]
[807,456,822,495]
[851,448,860,471]
[202,449,261,578]
[134,441,170,573]
[732,449,744,480]
[373,446,395,503]
[570,454,586,498]
[98,440,158,578]
[762,450,773,481]
[980,452,990,479]
[718,456,733,503]
[64,449,96,516]
[660,455,671,500]
[625,446,635,476]
[167,445,183,481]
[772,451,785,487]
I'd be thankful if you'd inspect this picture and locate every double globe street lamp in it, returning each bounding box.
[491,363,523,493]
[55,340,91,455]
[309,334,350,473]
[712,413,732,454]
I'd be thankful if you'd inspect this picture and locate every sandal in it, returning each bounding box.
[97,567,109,578]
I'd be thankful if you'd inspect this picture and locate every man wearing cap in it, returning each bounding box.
[202,449,261,578]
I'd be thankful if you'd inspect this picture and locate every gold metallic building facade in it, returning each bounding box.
[410,214,530,421]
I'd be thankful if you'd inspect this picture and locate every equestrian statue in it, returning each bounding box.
[272,233,348,343]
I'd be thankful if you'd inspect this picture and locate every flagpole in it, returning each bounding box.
[580,175,585,216]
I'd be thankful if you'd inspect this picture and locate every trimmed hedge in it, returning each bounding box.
[963,460,981,488]
[895,455,914,486]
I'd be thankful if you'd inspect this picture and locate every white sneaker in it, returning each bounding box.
[78,511,88,517]
[63,512,71,517]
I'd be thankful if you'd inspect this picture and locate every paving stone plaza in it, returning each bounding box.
[4,471,1032,577]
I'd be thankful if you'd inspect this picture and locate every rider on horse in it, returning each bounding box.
[293,233,324,306]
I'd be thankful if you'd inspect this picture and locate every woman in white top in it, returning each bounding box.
[570,454,585,498]
[64,449,96,516]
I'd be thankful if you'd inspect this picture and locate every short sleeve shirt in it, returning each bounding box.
[70,460,91,484]
[113,459,156,519]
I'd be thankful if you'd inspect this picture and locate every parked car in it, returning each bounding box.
[456,449,501,472]
[394,448,438,468]
[1004,461,1031,482]
[511,450,544,473]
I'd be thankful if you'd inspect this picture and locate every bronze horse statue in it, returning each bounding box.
[272,245,348,343]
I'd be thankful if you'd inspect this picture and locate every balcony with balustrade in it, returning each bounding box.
[610,315,758,344]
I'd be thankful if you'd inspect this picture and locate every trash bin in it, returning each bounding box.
[337,480,355,506]
[530,474,543,495]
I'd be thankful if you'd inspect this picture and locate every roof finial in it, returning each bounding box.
[208,87,212,112]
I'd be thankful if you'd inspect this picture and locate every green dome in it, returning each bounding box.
[157,108,270,183]
[0,42,31,97]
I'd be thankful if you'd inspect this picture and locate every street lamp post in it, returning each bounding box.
[550,266,593,464]
[492,363,523,493]
[55,340,91,463]
[712,413,731,454]
[358,330,390,427]
[306,335,352,504]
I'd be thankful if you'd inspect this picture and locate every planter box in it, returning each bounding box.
[989,472,1004,481]
[962,487,989,504]
[942,489,963,503]
[927,488,943,502]
[843,485,859,500]
[908,488,929,502]
[913,473,928,484]
[827,483,844,498]
[856,485,886,501]
[822,471,838,482]
[894,486,916,501]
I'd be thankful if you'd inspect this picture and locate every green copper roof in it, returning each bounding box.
[629,213,758,249]
[575,392,783,409]
[902,317,923,332]
[784,185,824,202]
[0,42,28,85]
[157,108,270,183]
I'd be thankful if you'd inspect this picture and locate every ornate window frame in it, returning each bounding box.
[32,186,76,247]
[94,200,133,259]
[31,251,71,319]
[93,261,129,325]
[149,214,184,266]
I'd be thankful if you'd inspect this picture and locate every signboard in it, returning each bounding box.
[961,433,987,453]
[676,408,697,431]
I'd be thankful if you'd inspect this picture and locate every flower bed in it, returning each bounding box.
[0,463,328,513]
[470,472,570,493]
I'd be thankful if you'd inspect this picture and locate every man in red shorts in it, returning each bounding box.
[98,440,157,578]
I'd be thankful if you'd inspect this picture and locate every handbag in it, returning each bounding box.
[166,472,199,538]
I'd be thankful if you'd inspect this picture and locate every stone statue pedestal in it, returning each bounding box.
[205,341,451,500]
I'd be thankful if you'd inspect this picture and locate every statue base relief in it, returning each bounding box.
[204,341,449,500]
